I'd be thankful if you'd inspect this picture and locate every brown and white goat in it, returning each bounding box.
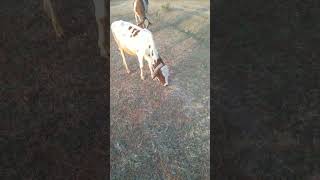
[42,0,108,57]
[111,20,169,86]
[133,0,152,28]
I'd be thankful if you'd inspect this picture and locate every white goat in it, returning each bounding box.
[111,20,169,86]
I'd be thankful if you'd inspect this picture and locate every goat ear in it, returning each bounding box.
[153,63,164,77]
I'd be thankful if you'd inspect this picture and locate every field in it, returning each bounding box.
[110,0,210,179]
[3,0,319,179]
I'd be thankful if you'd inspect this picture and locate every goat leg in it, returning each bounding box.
[135,14,139,25]
[43,0,64,38]
[138,56,145,80]
[119,49,131,74]
[148,62,155,80]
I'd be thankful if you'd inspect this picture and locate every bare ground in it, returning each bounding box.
[110,0,210,179]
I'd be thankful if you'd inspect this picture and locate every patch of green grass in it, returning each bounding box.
[161,2,171,12]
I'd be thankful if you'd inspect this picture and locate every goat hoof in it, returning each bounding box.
[127,70,131,74]
[141,76,145,80]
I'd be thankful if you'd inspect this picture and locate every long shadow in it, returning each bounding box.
[2,1,108,179]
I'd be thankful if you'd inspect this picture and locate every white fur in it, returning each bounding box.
[111,20,169,86]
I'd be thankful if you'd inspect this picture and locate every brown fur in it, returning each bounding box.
[153,57,166,85]
[129,28,140,37]
[134,0,146,18]
[133,30,140,37]
[134,0,152,28]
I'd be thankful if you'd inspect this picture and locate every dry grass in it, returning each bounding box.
[160,2,171,12]
[110,0,210,179]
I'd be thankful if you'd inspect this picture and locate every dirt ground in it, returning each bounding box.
[213,0,320,179]
[110,0,210,179]
[1,1,108,179]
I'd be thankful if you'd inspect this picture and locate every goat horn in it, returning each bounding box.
[152,63,164,79]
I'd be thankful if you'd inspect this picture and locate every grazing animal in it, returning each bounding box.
[133,0,152,28]
[42,0,108,57]
[111,20,169,86]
